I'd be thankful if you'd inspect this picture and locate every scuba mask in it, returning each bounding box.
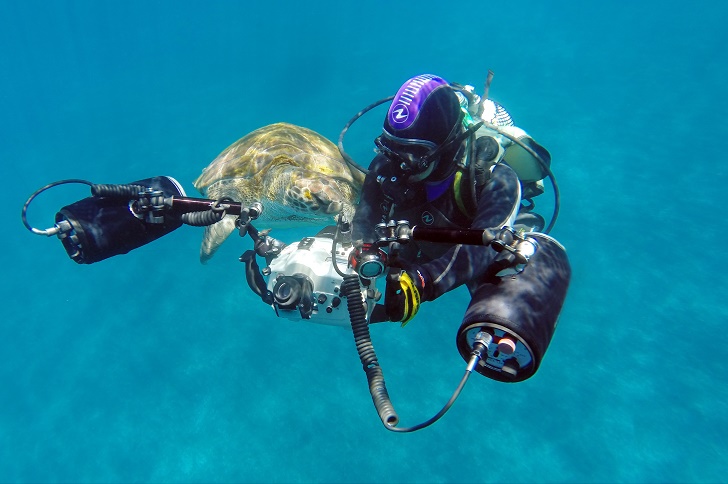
[374,110,473,180]
[374,133,439,176]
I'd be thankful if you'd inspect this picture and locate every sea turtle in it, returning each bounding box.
[193,122,365,263]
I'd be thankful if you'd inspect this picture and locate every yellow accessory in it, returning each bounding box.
[452,170,473,218]
[398,271,421,327]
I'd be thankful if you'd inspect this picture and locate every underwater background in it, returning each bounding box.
[1,0,726,482]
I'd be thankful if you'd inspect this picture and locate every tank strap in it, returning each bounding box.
[453,170,475,218]
[453,136,499,219]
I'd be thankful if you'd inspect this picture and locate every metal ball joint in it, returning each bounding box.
[374,220,412,245]
[491,228,537,266]
[247,202,263,219]
[133,188,167,224]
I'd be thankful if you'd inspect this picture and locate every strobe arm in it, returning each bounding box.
[168,196,259,218]
[375,220,536,269]
[410,225,500,247]
[86,184,261,224]
[375,220,499,247]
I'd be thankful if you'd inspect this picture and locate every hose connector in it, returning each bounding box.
[466,331,493,373]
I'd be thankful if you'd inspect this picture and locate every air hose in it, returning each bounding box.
[341,274,400,427]
[341,271,482,432]
[330,219,484,432]
[337,95,394,177]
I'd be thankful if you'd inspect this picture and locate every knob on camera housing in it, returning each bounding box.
[265,235,378,326]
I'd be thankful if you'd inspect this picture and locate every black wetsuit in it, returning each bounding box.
[351,151,521,300]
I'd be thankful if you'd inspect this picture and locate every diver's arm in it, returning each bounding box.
[351,155,390,244]
[420,163,521,299]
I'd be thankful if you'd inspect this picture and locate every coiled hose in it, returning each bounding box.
[180,209,225,226]
[179,196,234,226]
[340,274,399,428]
[91,184,148,199]
[341,272,476,432]
[91,183,232,227]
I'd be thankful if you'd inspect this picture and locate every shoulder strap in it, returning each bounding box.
[454,135,502,217]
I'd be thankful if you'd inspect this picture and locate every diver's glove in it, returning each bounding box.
[384,261,433,326]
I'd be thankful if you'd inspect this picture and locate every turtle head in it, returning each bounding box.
[284,174,356,218]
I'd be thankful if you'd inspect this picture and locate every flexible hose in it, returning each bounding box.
[388,370,472,433]
[337,95,394,177]
[480,120,560,233]
[338,90,560,234]
[180,196,234,226]
[180,209,225,226]
[91,183,147,199]
[21,179,93,235]
[343,270,478,432]
[341,274,399,428]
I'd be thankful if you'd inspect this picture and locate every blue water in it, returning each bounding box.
[1,1,726,482]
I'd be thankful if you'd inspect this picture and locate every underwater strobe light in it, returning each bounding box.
[23,176,266,265]
[455,233,571,382]
[21,176,187,264]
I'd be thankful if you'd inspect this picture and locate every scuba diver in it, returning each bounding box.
[21,72,571,431]
[351,73,556,325]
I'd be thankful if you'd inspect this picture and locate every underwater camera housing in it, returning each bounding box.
[243,228,379,326]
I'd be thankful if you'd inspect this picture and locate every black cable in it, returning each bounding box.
[343,267,477,432]
[386,369,473,433]
[338,92,561,234]
[337,95,394,177]
[480,120,561,233]
[21,179,93,235]
[180,209,225,226]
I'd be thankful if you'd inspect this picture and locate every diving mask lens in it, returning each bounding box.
[375,135,438,174]
[376,109,468,176]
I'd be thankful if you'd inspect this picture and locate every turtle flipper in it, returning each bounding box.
[199,215,237,264]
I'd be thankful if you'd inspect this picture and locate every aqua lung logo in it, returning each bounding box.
[390,103,409,124]
[422,211,434,225]
[389,74,440,128]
